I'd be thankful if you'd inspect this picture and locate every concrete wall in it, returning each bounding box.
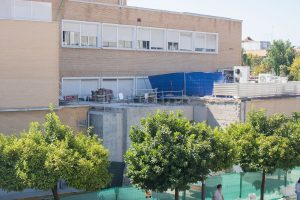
[245,97,300,117]
[0,20,59,109]
[89,105,194,162]
[0,106,89,135]
[197,96,300,128]
[202,99,241,127]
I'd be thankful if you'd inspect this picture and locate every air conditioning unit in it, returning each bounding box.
[234,66,250,83]
[258,74,273,83]
[258,74,288,83]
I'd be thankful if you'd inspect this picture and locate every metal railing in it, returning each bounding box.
[213,82,300,98]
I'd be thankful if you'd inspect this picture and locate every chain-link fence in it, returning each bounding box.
[62,168,300,200]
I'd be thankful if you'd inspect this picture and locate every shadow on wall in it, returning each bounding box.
[206,108,220,128]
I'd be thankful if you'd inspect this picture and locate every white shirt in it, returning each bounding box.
[296,183,300,193]
[214,190,223,200]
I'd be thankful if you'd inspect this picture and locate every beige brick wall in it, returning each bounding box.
[0,20,59,109]
[58,1,242,77]
[0,106,89,135]
[30,1,241,77]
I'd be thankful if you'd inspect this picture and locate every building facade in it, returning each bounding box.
[0,0,242,134]
[30,0,242,99]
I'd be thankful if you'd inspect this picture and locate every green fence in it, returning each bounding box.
[62,168,300,200]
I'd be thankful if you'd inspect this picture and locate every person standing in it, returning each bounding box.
[213,184,224,200]
[296,178,300,200]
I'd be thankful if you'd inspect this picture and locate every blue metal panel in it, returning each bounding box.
[185,72,224,96]
[148,73,184,96]
[149,72,225,97]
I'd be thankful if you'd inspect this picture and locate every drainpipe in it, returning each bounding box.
[55,0,66,21]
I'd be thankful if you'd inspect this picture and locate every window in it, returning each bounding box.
[14,0,31,19]
[81,23,98,47]
[167,30,180,51]
[118,26,135,49]
[180,32,193,51]
[103,24,118,48]
[137,28,150,50]
[194,33,206,52]
[62,22,80,46]
[206,34,217,52]
[151,29,165,50]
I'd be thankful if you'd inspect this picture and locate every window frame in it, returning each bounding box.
[117,24,136,50]
[61,20,219,54]
[61,20,101,49]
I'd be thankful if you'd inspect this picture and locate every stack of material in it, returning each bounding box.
[91,88,113,102]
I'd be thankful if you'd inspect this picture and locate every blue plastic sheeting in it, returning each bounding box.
[148,72,225,97]
[185,72,224,96]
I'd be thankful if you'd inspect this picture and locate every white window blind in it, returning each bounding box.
[180,32,193,51]
[167,30,180,43]
[103,25,118,42]
[14,0,31,19]
[31,2,52,21]
[137,28,150,41]
[118,26,134,41]
[151,29,165,50]
[206,34,217,51]
[63,21,80,32]
[194,33,206,51]
[0,0,12,19]
[81,23,98,36]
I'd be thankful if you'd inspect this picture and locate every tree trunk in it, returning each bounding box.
[175,188,179,200]
[51,184,60,200]
[201,180,206,200]
[260,170,266,200]
[239,172,245,198]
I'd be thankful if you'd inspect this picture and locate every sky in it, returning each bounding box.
[127,0,300,46]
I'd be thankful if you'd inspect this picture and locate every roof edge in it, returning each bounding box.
[70,0,243,22]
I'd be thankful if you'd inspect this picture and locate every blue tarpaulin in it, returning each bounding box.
[148,72,225,97]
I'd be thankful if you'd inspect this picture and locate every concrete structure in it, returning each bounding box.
[88,104,193,162]
[198,96,300,128]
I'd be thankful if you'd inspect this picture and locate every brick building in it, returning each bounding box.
[31,0,242,99]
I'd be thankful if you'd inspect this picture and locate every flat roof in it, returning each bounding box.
[70,0,243,22]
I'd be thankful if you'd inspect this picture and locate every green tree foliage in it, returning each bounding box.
[0,109,111,200]
[227,110,300,200]
[0,134,27,191]
[125,111,236,200]
[289,56,300,80]
[265,40,296,76]
[190,124,236,200]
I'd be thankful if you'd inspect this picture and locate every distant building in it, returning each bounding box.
[242,37,271,57]
[242,37,271,51]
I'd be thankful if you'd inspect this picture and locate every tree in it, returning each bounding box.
[242,49,251,66]
[125,112,196,200]
[0,109,111,200]
[289,56,300,80]
[228,110,300,200]
[265,40,296,76]
[0,134,27,192]
[190,124,236,200]
[125,111,236,200]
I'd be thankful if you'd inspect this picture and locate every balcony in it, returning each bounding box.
[213,82,300,98]
[0,0,52,22]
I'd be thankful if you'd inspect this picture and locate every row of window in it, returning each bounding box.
[62,20,218,53]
